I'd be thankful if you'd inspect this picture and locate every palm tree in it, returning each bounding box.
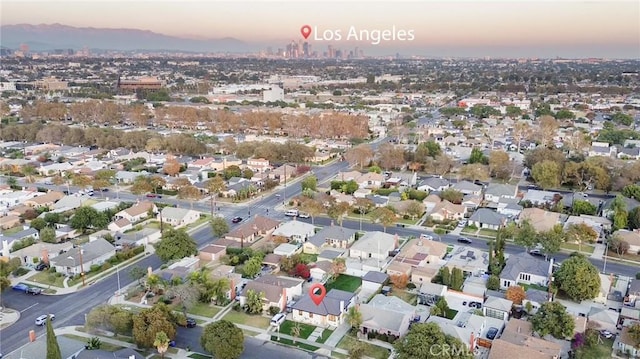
[153,331,170,359]
[205,176,226,214]
[207,278,230,305]
[346,306,363,331]
[146,274,161,294]
[6,176,17,188]
[22,165,36,184]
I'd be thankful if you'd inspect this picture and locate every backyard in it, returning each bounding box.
[223,311,270,329]
[325,274,362,293]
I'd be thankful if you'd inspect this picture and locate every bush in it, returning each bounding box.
[268,306,280,316]
[101,262,112,271]
[90,264,101,272]
[233,302,241,312]
[403,214,410,220]
[434,228,446,235]
[636,272,640,280]
[12,267,30,276]
[467,224,478,230]
[406,283,416,290]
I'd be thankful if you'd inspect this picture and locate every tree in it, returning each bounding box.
[469,147,488,165]
[531,301,575,339]
[327,202,351,227]
[30,217,47,231]
[450,267,464,291]
[438,266,451,286]
[210,217,230,237]
[166,283,199,317]
[505,286,526,305]
[488,150,512,180]
[390,273,409,289]
[513,219,538,248]
[201,320,244,359]
[292,263,310,279]
[372,207,396,232]
[300,199,323,225]
[346,305,363,330]
[538,224,565,255]
[70,207,108,233]
[46,316,62,359]
[572,200,597,216]
[163,157,181,176]
[154,228,198,262]
[40,227,57,243]
[628,323,640,344]
[565,223,598,253]
[153,331,170,359]
[244,289,264,314]
[348,340,367,359]
[457,163,490,182]
[486,275,500,290]
[178,185,202,208]
[394,322,473,359]
[609,235,630,256]
[132,304,176,348]
[440,188,463,204]
[330,258,346,281]
[243,256,262,278]
[125,266,146,287]
[537,115,559,148]
[405,200,425,220]
[532,160,561,189]
[554,253,601,302]
[344,144,374,169]
[301,175,317,192]
[431,297,450,318]
[131,176,153,195]
[71,174,92,189]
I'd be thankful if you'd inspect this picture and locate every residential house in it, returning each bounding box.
[614,230,640,254]
[337,170,363,182]
[271,220,316,243]
[225,216,281,244]
[489,319,562,359]
[269,164,296,183]
[422,194,442,213]
[209,264,243,301]
[588,142,615,157]
[349,231,397,261]
[245,158,271,173]
[603,196,640,219]
[469,208,507,230]
[387,237,447,279]
[483,296,514,321]
[418,282,447,305]
[518,208,561,233]
[304,226,357,254]
[273,243,301,257]
[0,190,37,208]
[291,289,356,327]
[239,275,304,313]
[361,271,389,292]
[417,177,450,192]
[461,194,483,211]
[445,247,488,276]
[50,238,116,275]
[356,172,384,189]
[617,147,640,160]
[199,244,227,262]
[188,157,215,169]
[210,157,242,172]
[523,289,550,313]
[496,200,523,218]
[429,200,466,221]
[158,207,200,228]
[309,260,333,282]
[23,191,64,208]
[587,306,619,332]
[521,189,560,206]
[51,195,85,212]
[115,201,156,223]
[360,294,417,338]
[452,180,483,196]
[115,170,144,184]
[617,326,640,358]
[499,252,553,290]
[484,183,518,203]
[108,218,133,232]
[75,348,146,359]
[3,335,86,359]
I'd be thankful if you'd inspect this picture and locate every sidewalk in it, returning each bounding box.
[591,243,606,260]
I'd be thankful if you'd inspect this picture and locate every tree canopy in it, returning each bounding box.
[154,228,198,262]
[394,322,473,359]
[201,320,244,359]
[132,304,177,348]
[531,301,575,339]
[554,253,601,302]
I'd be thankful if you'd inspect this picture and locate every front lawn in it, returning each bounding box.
[186,302,221,317]
[62,334,123,352]
[337,334,390,359]
[270,336,319,352]
[28,271,65,288]
[561,243,595,254]
[278,320,315,339]
[223,311,270,329]
[317,328,333,344]
[325,275,362,293]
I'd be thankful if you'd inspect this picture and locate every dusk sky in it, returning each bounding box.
[2,0,639,58]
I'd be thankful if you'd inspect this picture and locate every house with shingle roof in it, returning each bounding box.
[303,226,356,254]
[518,208,561,233]
[429,199,466,221]
[225,215,281,244]
[23,191,64,208]
[240,274,304,313]
[452,180,483,196]
[483,296,514,321]
[469,208,507,230]
[115,201,156,223]
[158,207,200,229]
[499,252,553,290]
[417,177,450,192]
[291,288,356,328]
[484,183,518,203]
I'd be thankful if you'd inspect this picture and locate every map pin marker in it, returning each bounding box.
[309,283,326,306]
[300,25,312,40]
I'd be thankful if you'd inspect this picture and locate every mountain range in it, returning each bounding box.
[0,24,254,53]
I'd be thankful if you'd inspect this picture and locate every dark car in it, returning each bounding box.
[185,318,197,328]
[486,327,499,340]
[232,217,243,223]
[469,301,482,308]
[529,249,545,257]
[145,193,157,198]
[12,283,29,292]
[26,287,42,295]
[35,262,49,271]
[457,237,472,244]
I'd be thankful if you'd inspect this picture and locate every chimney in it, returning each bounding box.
[230,278,236,301]
[41,248,49,265]
[469,332,475,352]
[1,239,9,257]
[281,288,287,312]
[340,300,345,313]
[394,234,399,249]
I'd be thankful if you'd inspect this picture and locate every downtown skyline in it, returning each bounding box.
[1,0,639,58]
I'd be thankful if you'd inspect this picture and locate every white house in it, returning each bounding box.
[114,201,156,223]
[291,289,356,327]
[271,220,316,243]
[158,207,200,228]
[49,238,116,275]
[348,231,397,261]
[499,252,553,290]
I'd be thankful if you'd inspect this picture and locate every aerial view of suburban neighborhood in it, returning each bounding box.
[0,1,638,359]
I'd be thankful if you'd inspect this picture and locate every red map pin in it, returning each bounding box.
[309,283,326,305]
[300,25,312,40]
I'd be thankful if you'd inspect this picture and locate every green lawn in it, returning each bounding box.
[325,275,362,293]
[28,271,65,288]
[300,253,318,264]
[186,302,221,317]
[518,283,548,292]
[317,329,333,344]
[576,337,614,358]
[278,320,315,339]
[3,226,23,235]
[62,334,123,352]
[445,309,458,320]
[270,336,319,352]
[461,227,476,234]
[223,311,270,328]
[337,334,390,359]
[478,229,498,238]
[561,243,595,254]
[390,290,418,305]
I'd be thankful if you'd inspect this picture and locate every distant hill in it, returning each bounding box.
[0,23,253,53]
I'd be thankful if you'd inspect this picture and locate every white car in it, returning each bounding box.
[270,313,286,326]
[35,314,55,326]
[298,212,310,219]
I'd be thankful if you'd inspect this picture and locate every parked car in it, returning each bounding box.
[26,287,42,295]
[420,233,433,240]
[12,283,29,292]
[35,314,55,326]
[298,212,310,219]
[600,330,613,339]
[185,318,197,328]
[457,220,467,228]
[35,262,49,271]
[486,327,499,340]
[145,193,157,198]
[232,217,243,223]
[469,301,482,308]
[529,249,544,257]
[457,237,472,244]
[270,313,286,326]
[285,209,299,217]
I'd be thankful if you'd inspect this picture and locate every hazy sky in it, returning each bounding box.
[2,0,639,58]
